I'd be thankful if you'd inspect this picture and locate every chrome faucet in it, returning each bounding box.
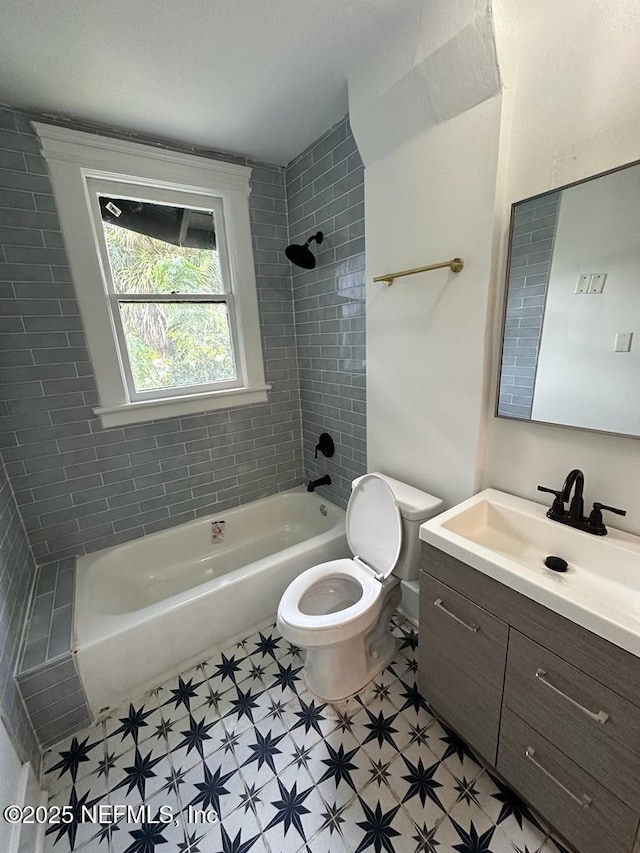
[538,469,626,536]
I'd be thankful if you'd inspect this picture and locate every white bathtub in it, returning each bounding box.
[74,488,348,715]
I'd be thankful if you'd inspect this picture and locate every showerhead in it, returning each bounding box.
[285,231,324,269]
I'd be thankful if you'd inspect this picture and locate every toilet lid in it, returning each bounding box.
[346,473,402,578]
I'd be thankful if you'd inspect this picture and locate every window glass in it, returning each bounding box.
[118,301,236,392]
[100,197,225,295]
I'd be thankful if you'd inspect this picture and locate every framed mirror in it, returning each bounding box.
[496,159,640,438]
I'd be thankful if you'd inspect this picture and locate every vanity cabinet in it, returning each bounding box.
[418,543,640,853]
[419,572,507,764]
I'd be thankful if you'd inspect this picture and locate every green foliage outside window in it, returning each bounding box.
[103,223,236,393]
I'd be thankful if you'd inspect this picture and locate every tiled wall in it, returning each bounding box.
[285,116,366,507]
[19,558,75,670]
[0,105,303,563]
[498,192,560,419]
[0,456,40,768]
[16,559,91,749]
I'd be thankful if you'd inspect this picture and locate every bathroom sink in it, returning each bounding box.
[419,488,640,657]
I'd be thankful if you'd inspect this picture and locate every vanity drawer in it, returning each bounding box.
[498,709,639,853]
[419,571,508,764]
[504,630,640,810]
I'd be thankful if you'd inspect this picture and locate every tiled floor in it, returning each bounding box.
[40,616,570,853]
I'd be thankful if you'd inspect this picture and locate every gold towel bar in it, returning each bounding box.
[373,257,464,285]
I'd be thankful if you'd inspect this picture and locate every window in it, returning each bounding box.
[35,124,269,427]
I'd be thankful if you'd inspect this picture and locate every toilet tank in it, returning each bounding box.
[351,473,444,581]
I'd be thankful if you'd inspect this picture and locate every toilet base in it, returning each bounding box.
[300,579,402,702]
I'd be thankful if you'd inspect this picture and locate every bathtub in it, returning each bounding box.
[74,488,348,715]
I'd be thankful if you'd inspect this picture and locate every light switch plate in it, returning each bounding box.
[575,274,590,294]
[588,273,607,294]
[614,332,633,352]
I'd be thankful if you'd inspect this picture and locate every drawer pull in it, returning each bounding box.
[535,669,609,725]
[433,598,480,632]
[525,747,592,808]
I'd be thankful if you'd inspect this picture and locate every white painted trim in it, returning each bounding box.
[33,123,268,427]
[33,123,251,193]
[94,385,271,427]
[0,717,44,853]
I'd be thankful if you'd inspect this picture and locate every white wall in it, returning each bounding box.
[347,0,640,530]
[0,717,44,853]
[364,99,500,506]
[0,718,23,850]
[532,168,640,434]
[349,0,502,507]
[486,0,640,534]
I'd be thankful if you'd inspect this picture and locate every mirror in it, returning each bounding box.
[497,159,640,438]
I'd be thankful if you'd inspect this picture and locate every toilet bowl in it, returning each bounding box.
[277,472,443,701]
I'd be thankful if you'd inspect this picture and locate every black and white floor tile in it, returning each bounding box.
[41,616,570,853]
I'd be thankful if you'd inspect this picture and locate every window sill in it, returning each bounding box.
[94,385,271,428]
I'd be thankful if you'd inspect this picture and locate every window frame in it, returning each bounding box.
[89,180,243,401]
[34,123,269,427]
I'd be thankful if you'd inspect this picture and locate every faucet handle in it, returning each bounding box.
[587,502,627,535]
[593,502,626,517]
[537,485,565,517]
[537,485,562,497]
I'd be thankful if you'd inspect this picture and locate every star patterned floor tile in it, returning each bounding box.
[423,719,485,782]
[279,693,339,751]
[159,666,213,717]
[42,726,107,796]
[167,711,228,770]
[184,804,263,853]
[246,628,284,664]
[350,701,414,766]
[105,701,161,756]
[393,738,461,830]
[216,682,271,733]
[386,653,419,683]
[472,770,549,851]
[301,822,352,853]
[233,715,295,790]
[432,809,516,853]
[354,669,406,717]
[109,787,185,853]
[303,729,371,810]
[43,776,108,853]
[179,750,244,822]
[338,777,419,853]
[107,743,172,807]
[252,761,326,851]
[39,617,561,853]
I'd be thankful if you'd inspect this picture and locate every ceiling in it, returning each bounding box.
[0,0,419,165]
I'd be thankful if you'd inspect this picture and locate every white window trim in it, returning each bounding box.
[34,123,270,428]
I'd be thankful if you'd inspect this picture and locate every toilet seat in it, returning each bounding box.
[277,558,382,645]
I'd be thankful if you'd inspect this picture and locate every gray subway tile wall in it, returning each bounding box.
[0,107,368,762]
[16,653,91,750]
[0,456,40,769]
[19,557,75,670]
[0,105,303,564]
[284,116,366,507]
[498,192,560,419]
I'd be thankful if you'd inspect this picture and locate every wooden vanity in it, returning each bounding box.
[419,542,640,853]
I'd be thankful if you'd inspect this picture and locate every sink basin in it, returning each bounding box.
[419,488,640,657]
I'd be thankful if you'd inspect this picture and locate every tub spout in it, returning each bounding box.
[307,475,331,492]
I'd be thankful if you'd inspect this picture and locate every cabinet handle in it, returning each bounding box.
[525,747,592,808]
[433,598,480,632]
[535,669,609,725]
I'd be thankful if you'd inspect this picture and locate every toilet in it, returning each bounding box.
[277,472,443,701]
